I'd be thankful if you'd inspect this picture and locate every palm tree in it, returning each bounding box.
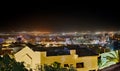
[106,50,119,63]
[117,50,120,62]
[99,50,120,69]
[106,50,120,63]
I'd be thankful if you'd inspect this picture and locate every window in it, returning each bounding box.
[89,70,96,71]
[64,64,69,67]
[76,62,84,68]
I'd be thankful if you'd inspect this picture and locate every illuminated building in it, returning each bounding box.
[15,46,98,71]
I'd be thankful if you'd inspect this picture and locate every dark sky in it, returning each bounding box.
[0,4,120,32]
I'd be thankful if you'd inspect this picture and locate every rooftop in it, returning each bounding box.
[29,45,98,57]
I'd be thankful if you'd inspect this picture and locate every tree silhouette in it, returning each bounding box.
[0,54,28,71]
[42,62,77,71]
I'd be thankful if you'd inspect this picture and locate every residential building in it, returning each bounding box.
[15,45,98,71]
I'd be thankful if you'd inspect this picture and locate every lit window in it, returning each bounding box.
[76,62,84,68]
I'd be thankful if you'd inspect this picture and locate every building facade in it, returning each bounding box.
[15,46,98,71]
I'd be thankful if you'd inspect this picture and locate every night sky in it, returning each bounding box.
[0,3,120,32]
